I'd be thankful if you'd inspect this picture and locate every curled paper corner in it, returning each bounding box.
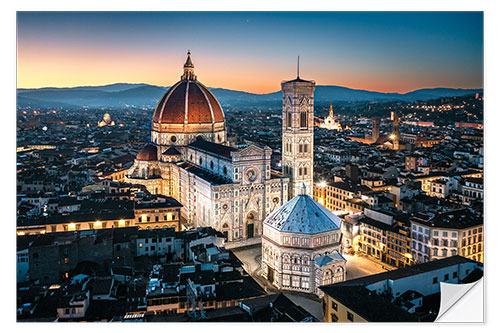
[435,277,484,323]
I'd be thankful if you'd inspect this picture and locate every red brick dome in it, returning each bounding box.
[136,143,158,161]
[152,52,225,127]
[152,81,225,125]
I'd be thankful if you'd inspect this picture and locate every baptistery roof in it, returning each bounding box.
[152,51,225,126]
[264,190,342,235]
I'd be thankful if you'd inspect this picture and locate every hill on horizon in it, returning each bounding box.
[16,83,483,109]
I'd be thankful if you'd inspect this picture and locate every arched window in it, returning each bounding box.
[300,111,307,128]
[300,103,308,128]
[286,108,292,128]
[210,161,214,169]
[323,270,333,285]
[334,267,344,283]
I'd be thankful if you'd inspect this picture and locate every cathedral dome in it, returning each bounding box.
[136,143,158,161]
[152,51,225,130]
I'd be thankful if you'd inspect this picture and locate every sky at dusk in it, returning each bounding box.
[17,11,483,94]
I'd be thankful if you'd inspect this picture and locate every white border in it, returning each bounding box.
[3,1,498,332]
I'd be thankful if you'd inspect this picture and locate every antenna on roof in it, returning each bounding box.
[297,55,300,79]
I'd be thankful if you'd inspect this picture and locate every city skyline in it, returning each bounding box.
[17,11,483,94]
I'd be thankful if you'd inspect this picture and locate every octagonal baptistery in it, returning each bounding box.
[262,187,345,295]
[151,51,227,146]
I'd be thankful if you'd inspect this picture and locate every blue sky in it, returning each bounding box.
[17,11,483,93]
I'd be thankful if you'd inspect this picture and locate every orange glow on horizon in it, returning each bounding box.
[17,43,479,94]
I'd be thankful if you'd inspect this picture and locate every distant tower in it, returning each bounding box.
[345,164,360,183]
[281,61,316,198]
[329,103,334,118]
[391,111,400,150]
[371,118,380,142]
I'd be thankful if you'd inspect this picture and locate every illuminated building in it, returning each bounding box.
[262,185,346,296]
[126,52,290,242]
[281,72,316,197]
[98,113,115,127]
[412,170,482,196]
[428,176,459,199]
[455,122,483,130]
[357,208,412,267]
[410,208,483,263]
[405,155,417,171]
[399,133,442,147]
[341,214,362,252]
[16,197,183,234]
[17,212,135,235]
[391,111,400,150]
[321,256,483,322]
[313,181,372,213]
[133,197,183,231]
[319,104,342,131]
[462,177,483,206]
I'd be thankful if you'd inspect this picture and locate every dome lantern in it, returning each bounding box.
[181,50,197,81]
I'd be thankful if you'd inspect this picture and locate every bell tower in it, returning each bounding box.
[281,62,316,199]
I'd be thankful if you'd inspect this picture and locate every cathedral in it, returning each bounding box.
[125,52,316,242]
[319,104,342,131]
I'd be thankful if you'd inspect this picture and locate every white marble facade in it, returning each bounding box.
[282,77,316,198]
[262,188,346,295]
[125,53,292,242]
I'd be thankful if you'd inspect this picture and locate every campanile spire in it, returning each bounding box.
[297,55,300,79]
